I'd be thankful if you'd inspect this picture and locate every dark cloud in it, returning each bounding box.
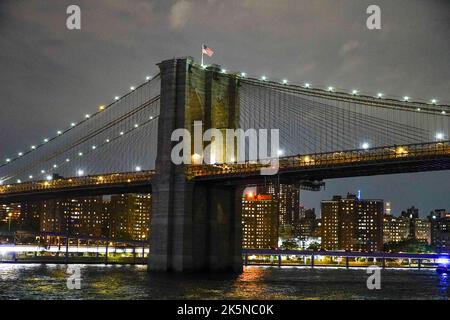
[0,0,449,216]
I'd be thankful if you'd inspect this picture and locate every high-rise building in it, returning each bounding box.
[241,193,278,249]
[257,184,300,226]
[383,214,410,244]
[321,193,384,252]
[400,206,420,239]
[321,197,340,250]
[413,219,431,244]
[39,200,61,233]
[357,200,384,252]
[294,209,319,238]
[339,194,359,251]
[61,197,107,237]
[108,194,152,241]
[429,209,450,252]
[0,203,21,230]
[18,201,41,231]
[16,194,151,241]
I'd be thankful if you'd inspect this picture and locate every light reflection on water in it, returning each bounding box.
[0,264,448,300]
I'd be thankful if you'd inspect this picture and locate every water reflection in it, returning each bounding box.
[438,273,449,299]
[225,266,267,299]
[0,264,448,300]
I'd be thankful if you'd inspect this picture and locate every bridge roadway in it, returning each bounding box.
[0,141,449,202]
[0,171,155,203]
[187,141,450,184]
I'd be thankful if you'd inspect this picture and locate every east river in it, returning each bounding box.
[0,264,448,300]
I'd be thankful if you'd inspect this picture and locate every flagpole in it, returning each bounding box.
[201,44,204,66]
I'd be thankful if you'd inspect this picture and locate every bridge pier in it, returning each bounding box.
[150,181,243,272]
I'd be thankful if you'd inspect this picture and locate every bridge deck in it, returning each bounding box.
[0,142,448,200]
[0,171,155,202]
[187,141,450,182]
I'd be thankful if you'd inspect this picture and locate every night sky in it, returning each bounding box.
[0,0,449,217]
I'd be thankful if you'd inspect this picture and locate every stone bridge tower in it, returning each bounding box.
[149,57,243,272]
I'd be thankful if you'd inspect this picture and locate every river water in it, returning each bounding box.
[0,264,448,300]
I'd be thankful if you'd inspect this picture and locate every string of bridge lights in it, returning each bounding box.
[2,63,449,184]
[222,66,448,151]
[213,65,449,113]
[10,113,159,185]
[1,74,157,170]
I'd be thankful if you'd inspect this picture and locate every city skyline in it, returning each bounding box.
[247,176,448,219]
[301,172,449,218]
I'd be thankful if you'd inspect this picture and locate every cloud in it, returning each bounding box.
[169,0,193,30]
[338,40,360,57]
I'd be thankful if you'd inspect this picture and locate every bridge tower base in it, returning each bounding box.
[149,57,242,272]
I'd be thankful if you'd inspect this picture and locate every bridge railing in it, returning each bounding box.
[0,171,155,195]
[186,141,450,179]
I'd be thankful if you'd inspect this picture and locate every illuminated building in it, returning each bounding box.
[383,214,409,244]
[321,197,340,250]
[398,206,431,244]
[413,219,431,244]
[60,197,106,237]
[321,193,383,252]
[1,204,21,221]
[241,193,277,249]
[294,209,320,238]
[12,194,151,241]
[108,194,151,241]
[429,209,450,252]
[0,203,21,230]
[257,184,300,226]
[357,199,384,252]
[18,202,41,231]
[39,200,60,233]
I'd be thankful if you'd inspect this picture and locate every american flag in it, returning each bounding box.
[202,45,214,57]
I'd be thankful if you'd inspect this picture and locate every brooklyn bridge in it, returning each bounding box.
[0,57,449,272]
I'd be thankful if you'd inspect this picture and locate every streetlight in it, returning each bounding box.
[436,133,445,141]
